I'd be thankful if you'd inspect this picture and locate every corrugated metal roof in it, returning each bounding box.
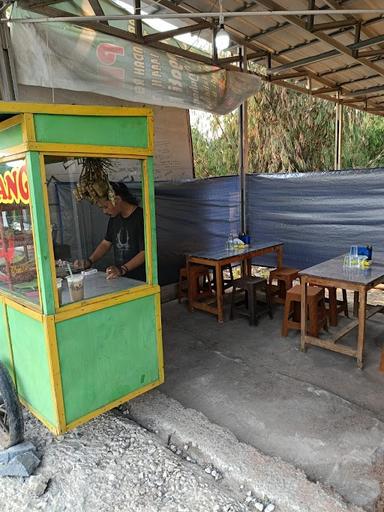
[18,0,384,114]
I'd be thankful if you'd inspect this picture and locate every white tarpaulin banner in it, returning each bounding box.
[10,10,261,114]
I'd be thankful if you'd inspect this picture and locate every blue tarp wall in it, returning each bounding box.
[53,168,384,285]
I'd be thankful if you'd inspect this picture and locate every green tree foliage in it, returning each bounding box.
[191,82,384,177]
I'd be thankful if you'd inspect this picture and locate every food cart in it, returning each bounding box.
[0,102,164,441]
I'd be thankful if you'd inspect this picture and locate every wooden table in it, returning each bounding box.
[187,241,283,322]
[300,255,384,368]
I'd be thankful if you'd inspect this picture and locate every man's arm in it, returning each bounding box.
[121,250,145,274]
[75,239,112,269]
[89,240,112,265]
[106,250,145,279]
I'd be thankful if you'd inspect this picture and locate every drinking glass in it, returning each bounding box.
[349,245,358,259]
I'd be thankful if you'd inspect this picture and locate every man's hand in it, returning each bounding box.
[106,266,121,279]
[74,259,91,270]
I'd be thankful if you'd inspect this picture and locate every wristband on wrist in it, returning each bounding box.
[120,264,129,275]
[86,258,92,269]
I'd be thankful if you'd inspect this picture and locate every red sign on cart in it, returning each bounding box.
[0,164,29,205]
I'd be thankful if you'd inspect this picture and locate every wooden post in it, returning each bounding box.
[334,91,343,170]
[239,47,249,234]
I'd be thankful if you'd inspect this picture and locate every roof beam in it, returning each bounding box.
[359,48,384,58]
[312,18,357,32]
[145,0,275,56]
[347,84,384,96]
[144,21,207,43]
[255,0,384,80]
[312,86,340,95]
[269,71,308,81]
[268,49,338,74]
[88,0,108,25]
[252,14,384,64]
[350,34,384,51]
[338,74,380,87]
[321,0,381,39]
[21,4,229,68]
[149,0,338,90]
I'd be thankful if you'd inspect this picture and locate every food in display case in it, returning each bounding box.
[0,160,39,304]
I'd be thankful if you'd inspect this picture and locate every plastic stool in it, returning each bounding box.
[230,276,273,325]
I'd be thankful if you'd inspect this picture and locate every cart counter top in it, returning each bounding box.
[61,272,143,306]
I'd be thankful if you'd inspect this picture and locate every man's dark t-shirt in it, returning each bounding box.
[105,207,146,281]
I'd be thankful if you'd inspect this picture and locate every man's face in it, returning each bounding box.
[99,197,122,217]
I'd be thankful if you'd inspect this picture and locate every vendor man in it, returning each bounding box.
[75,182,146,281]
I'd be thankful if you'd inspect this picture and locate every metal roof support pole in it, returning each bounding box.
[334,91,343,170]
[239,47,248,234]
[135,0,143,40]
[0,23,18,101]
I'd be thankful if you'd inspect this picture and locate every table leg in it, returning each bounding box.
[215,262,224,323]
[300,277,308,352]
[353,291,359,317]
[327,287,338,327]
[357,286,367,369]
[276,245,283,268]
[186,259,193,312]
[246,258,252,277]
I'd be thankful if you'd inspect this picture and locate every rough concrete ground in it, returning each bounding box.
[128,390,363,512]
[159,298,384,510]
[0,409,257,512]
[0,394,364,512]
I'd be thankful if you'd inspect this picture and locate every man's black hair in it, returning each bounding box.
[110,182,139,205]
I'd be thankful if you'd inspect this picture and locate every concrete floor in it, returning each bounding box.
[159,296,384,510]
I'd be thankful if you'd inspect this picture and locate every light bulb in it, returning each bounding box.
[215,25,230,51]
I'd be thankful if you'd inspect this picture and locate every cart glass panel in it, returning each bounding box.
[0,159,40,305]
[44,156,148,306]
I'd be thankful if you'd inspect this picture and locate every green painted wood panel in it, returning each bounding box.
[145,157,158,284]
[34,115,148,148]
[7,307,56,426]
[56,294,160,424]
[25,152,55,315]
[0,303,12,375]
[0,124,23,151]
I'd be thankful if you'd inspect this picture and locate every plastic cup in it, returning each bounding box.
[66,275,84,302]
[56,278,63,305]
[349,245,359,267]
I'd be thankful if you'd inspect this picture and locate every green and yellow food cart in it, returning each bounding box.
[0,102,164,439]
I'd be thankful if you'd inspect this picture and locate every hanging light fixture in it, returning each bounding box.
[215,3,230,51]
